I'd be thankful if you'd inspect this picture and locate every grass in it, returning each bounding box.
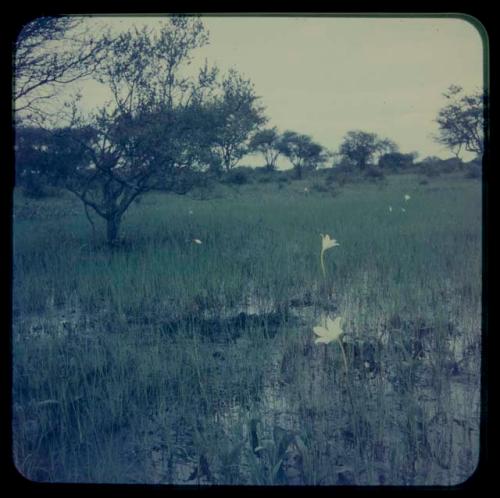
[12,172,482,485]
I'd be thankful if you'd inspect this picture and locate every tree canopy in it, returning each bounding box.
[207,69,267,173]
[434,85,485,159]
[17,17,266,247]
[14,16,109,124]
[338,130,398,170]
[277,131,328,179]
[249,127,282,171]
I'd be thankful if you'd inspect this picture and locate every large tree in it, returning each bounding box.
[14,16,109,123]
[19,18,247,248]
[277,131,327,179]
[434,85,485,159]
[338,130,398,170]
[208,69,267,174]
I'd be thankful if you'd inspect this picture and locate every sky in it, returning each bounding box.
[47,15,486,166]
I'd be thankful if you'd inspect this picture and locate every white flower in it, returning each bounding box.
[313,316,344,344]
[304,187,309,193]
[389,206,393,212]
[404,194,411,201]
[193,239,202,244]
[320,233,339,252]
[188,209,194,215]
[401,208,406,212]
[320,233,339,278]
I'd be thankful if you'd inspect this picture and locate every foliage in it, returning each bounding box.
[434,85,485,159]
[338,130,398,170]
[249,127,282,171]
[417,157,442,178]
[18,18,264,248]
[416,156,464,178]
[14,16,109,124]
[364,165,386,181]
[208,69,267,173]
[464,159,482,179]
[223,167,253,185]
[378,152,417,171]
[277,131,328,179]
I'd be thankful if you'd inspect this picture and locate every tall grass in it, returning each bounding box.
[12,173,481,484]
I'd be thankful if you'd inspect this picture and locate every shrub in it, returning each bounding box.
[378,152,416,171]
[465,164,482,179]
[419,160,441,178]
[439,158,463,173]
[325,165,355,186]
[20,174,61,199]
[364,166,385,181]
[224,167,253,185]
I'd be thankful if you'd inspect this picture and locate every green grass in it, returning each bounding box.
[12,173,482,485]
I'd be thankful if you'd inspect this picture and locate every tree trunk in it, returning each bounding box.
[294,164,303,179]
[106,214,122,248]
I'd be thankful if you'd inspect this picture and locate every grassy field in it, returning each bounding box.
[12,172,482,485]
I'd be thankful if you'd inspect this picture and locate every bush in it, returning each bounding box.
[325,165,355,186]
[419,161,441,178]
[378,152,415,171]
[21,182,49,199]
[223,167,253,185]
[257,175,272,184]
[364,166,385,181]
[20,174,60,199]
[465,164,482,179]
[439,158,463,173]
[417,156,464,177]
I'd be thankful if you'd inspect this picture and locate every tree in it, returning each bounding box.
[15,125,57,197]
[208,69,267,174]
[249,127,282,171]
[26,18,232,248]
[434,85,485,159]
[14,16,109,123]
[338,130,398,170]
[378,152,417,170]
[277,131,327,179]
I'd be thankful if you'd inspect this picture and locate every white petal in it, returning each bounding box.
[315,337,332,344]
[329,316,342,329]
[313,326,328,337]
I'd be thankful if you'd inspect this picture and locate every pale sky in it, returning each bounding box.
[62,15,486,165]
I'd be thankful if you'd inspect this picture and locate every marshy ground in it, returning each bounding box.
[12,172,482,485]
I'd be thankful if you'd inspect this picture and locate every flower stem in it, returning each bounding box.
[338,340,355,419]
[320,249,326,280]
[338,340,349,377]
[338,339,363,460]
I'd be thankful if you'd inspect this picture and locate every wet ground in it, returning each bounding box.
[13,298,481,485]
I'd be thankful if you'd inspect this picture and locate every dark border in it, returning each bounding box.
[3,3,493,496]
